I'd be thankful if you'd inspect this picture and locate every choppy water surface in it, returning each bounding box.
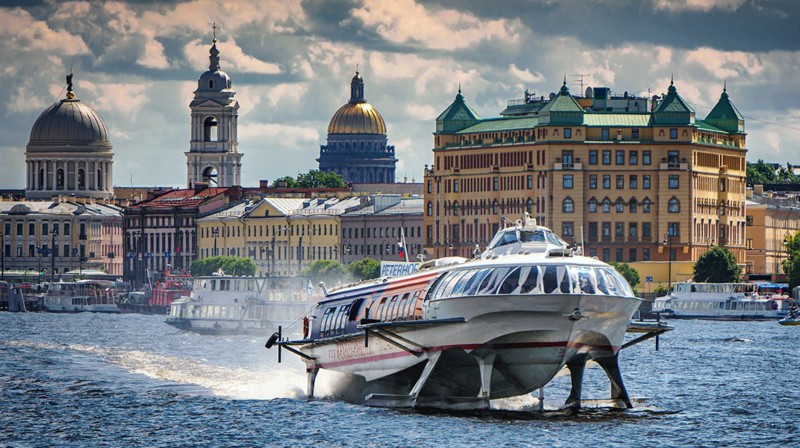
[1,312,798,447]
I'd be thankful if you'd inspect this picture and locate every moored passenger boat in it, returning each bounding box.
[166,273,318,336]
[268,215,649,410]
[652,282,796,320]
[39,280,121,313]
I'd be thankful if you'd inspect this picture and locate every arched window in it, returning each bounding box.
[563,197,574,213]
[526,198,534,214]
[588,197,597,213]
[453,201,460,216]
[629,198,637,213]
[426,202,433,216]
[602,198,611,213]
[643,198,651,213]
[492,200,499,214]
[615,198,624,213]
[203,116,218,141]
[668,197,680,213]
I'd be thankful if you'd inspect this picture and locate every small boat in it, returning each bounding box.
[268,214,660,410]
[166,272,318,336]
[778,307,800,326]
[39,280,121,313]
[652,282,797,321]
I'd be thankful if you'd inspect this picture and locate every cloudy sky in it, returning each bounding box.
[2,0,799,189]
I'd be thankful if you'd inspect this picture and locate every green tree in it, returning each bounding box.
[300,260,350,285]
[693,246,741,283]
[190,256,256,277]
[347,257,381,281]
[296,170,346,188]
[609,262,640,290]
[270,176,298,188]
[746,159,778,186]
[653,283,669,296]
[782,231,800,291]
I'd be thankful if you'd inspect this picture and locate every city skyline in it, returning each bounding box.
[1,0,799,190]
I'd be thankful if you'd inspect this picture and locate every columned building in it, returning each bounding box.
[318,71,398,183]
[25,74,114,200]
[186,32,242,188]
[424,80,748,288]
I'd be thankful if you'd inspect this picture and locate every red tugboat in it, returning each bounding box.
[149,268,193,314]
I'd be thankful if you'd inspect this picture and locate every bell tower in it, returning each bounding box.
[186,24,242,187]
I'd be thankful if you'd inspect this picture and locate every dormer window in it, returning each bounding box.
[209,80,214,89]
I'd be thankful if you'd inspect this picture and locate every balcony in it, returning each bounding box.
[553,162,583,171]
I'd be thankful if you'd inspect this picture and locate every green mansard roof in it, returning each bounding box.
[537,81,584,125]
[704,85,744,133]
[652,79,695,125]
[436,88,481,133]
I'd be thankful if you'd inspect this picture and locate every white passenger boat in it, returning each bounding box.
[39,280,121,313]
[166,273,318,336]
[268,215,653,410]
[652,282,797,321]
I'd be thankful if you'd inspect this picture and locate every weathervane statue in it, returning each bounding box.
[66,70,75,99]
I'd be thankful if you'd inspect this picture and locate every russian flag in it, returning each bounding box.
[398,241,405,260]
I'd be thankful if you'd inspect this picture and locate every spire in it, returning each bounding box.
[349,68,365,103]
[65,69,75,100]
[560,74,570,94]
[209,23,220,71]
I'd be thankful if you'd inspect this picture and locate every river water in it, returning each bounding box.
[1,312,798,447]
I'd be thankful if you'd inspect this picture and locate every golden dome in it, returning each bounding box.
[327,102,387,135]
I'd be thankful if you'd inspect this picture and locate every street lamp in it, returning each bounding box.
[211,228,219,257]
[663,233,673,291]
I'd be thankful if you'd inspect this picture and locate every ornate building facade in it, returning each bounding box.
[186,31,242,188]
[318,72,398,184]
[424,80,748,287]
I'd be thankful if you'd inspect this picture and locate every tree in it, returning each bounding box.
[347,258,381,281]
[190,256,257,277]
[782,231,800,291]
[653,283,670,296]
[271,170,346,188]
[745,159,778,186]
[270,176,297,188]
[609,262,640,290]
[693,246,741,283]
[300,260,350,286]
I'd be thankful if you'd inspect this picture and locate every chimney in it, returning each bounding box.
[194,182,209,194]
[754,184,764,196]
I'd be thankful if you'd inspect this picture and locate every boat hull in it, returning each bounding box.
[298,293,640,400]
[165,317,301,336]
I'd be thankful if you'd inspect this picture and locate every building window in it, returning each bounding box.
[643,248,651,261]
[643,175,651,189]
[616,198,624,213]
[454,180,459,192]
[615,248,623,262]
[746,215,753,226]
[589,248,597,257]
[602,248,610,262]
[643,150,651,165]
[668,150,680,164]
[602,222,611,237]
[492,200,499,214]
[427,180,432,193]
[562,150,574,165]
[602,150,611,165]
[427,202,433,216]
[588,198,597,213]
[616,175,624,189]
[629,248,637,262]
[629,198,637,213]
[628,175,637,189]
[668,222,680,237]
[526,198,534,213]
[563,197,574,213]
[563,175,574,189]
[602,198,611,213]
[670,128,678,139]
[629,151,638,165]
[615,222,624,237]
[564,128,572,139]
[632,128,640,139]
[563,222,574,237]
[603,175,611,189]
[668,197,680,213]
[643,222,651,238]
[527,175,533,189]
[589,150,598,165]
[629,223,638,238]
[453,201,460,216]
[601,128,610,140]
[643,198,651,213]
[493,177,499,191]
[669,175,679,189]
[616,150,625,165]
[589,175,597,189]
[588,222,598,240]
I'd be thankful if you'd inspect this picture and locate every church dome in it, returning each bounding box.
[28,98,110,147]
[327,102,386,134]
[327,71,386,135]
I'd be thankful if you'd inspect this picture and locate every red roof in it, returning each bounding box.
[127,187,231,209]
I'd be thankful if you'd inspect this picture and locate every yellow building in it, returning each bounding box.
[744,186,800,280]
[424,81,748,288]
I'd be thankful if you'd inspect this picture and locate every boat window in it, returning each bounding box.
[542,266,560,294]
[210,280,216,291]
[396,293,410,320]
[439,270,470,299]
[477,267,511,295]
[574,267,596,294]
[496,231,519,248]
[320,307,337,337]
[371,297,388,320]
[348,298,365,321]
[462,269,492,296]
[451,269,479,297]
[519,266,541,294]
[385,295,400,320]
[498,267,521,294]
[519,230,545,243]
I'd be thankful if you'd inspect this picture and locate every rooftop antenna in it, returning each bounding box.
[212,22,217,43]
[571,74,590,93]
